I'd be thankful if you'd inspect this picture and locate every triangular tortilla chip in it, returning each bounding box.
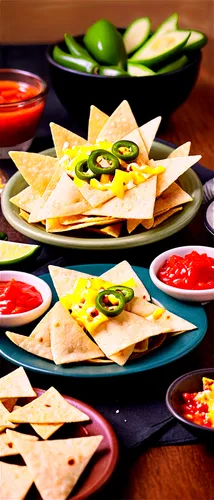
[122,127,148,164]
[126,296,196,332]
[152,155,201,197]
[168,141,191,158]
[109,345,134,365]
[91,310,170,357]
[153,206,183,227]
[46,216,121,233]
[134,338,149,353]
[1,429,38,457]
[6,331,53,361]
[60,215,120,225]
[100,260,150,300]
[88,105,109,143]
[0,462,33,500]
[9,152,58,195]
[9,386,89,424]
[154,182,192,216]
[29,162,66,223]
[139,116,162,153]
[50,122,88,159]
[100,222,123,237]
[19,209,30,222]
[30,422,63,440]
[36,172,91,220]
[0,402,18,431]
[127,218,142,233]
[51,302,103,364]
[11,435,102,500]
[96,100,138,142]
[0,367,36,399]
[49,266,94,299]
[10,186,40,213]
[84,176,157,219]
[141,218,154,229]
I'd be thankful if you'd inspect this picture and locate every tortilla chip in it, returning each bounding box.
[11,435,102,500]
[88,105,109,143]
[0,402,19,431]
[31,422,63,440]
[134,338,149,353]
[126,296,196,332]
[50,122,88,159]
[139,116,162,153]
[29,162,66,223]
[78,181,113,208]
[153,207,183,227]
[60,215,119,225]
[46,216,121,233]
[154,182,192,216]
[36,172,91,220]
[100,222,123,237]
[101,260,150,300]
[152,155,201,197]
[109,345,135,365]
[1,398,17,412]
[84,175,157,219]
[51,302,102,364]
[91,310,170,358]
[127,219,142,233]
[9,152,58,195]
[19,209,30,222]
[122,127,148,164]
[141,218,154,230]
[9,386,89,424]
[49,266,94,299]
[6,331,53,361]
[0,462,33,500]
[0,429,38,457]
[96,100,138,143]
[10,185,40,213]
[0,367,36,399]
[168,141,191,158]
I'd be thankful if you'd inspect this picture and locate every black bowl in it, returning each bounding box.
[46,34,202,131]
[166,368,214,441]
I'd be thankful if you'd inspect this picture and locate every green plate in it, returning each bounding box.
[1,141,202,250]
[0,264,207,378]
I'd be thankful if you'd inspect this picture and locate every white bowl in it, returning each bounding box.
[149,245,214,302]
[0,270,52,328]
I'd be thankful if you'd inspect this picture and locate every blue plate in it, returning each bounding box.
[0,264,207,378]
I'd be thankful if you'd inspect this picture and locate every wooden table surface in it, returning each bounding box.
[0,42,214,500]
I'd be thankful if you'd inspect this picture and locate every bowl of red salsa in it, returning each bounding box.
[0,271,52,327]
[166,369,214,438]
[149,246,214,302]
[0,69,48,159]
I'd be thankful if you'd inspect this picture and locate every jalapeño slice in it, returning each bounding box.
[88,149,120,175]
[75,159,96,181]
[96,289,125,317]
[107,285,134,303]
[112,140,139,162]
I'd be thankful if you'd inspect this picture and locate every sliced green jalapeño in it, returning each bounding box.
[96,289,125,317]
[107,285,134,303]
[88,149,120,175]
[0,232,8,241]
[75,160,96,181]
[112,140,139,162]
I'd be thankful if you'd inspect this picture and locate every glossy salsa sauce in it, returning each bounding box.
[0,279,43,315]
[181,392,212,428]
[158,251,214,290]
[0,80,45,147]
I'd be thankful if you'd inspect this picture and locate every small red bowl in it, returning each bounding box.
[0,68,48,159]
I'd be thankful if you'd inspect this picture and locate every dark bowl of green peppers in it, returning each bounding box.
[46,16,205,130]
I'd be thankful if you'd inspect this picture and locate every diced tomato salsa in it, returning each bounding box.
[0,81,39,104]
[158,251,214,290]
[0,279,43,315]
[181,392,213,428]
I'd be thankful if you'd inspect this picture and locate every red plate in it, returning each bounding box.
[6,388,119,500]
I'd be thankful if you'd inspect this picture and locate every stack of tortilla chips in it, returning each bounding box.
[9,100,200,238]
[0,367,102,500]
[6,261,197,367]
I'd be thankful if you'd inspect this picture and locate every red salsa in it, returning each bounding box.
[0,80,45,148]
[181,392,212,428]
[0,279,43,315]
[158,251,214,290]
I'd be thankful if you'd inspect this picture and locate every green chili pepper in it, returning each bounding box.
[99,66,130,77]
[96,289,125,317]
[0,232,8,241]
[83,19,127,69]
[88,149,120,175]
[107,285,134,303]
[112,140,139,162]
[75,159,96,181]
[64,33,98,63]
[53,46,99,74]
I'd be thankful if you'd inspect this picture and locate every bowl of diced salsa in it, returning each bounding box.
[166,369,214,438]
[0,69,48,159]
[0,271,52,327]
[149,245,214,302]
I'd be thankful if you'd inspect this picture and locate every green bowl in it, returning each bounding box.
[1,140,202,250]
